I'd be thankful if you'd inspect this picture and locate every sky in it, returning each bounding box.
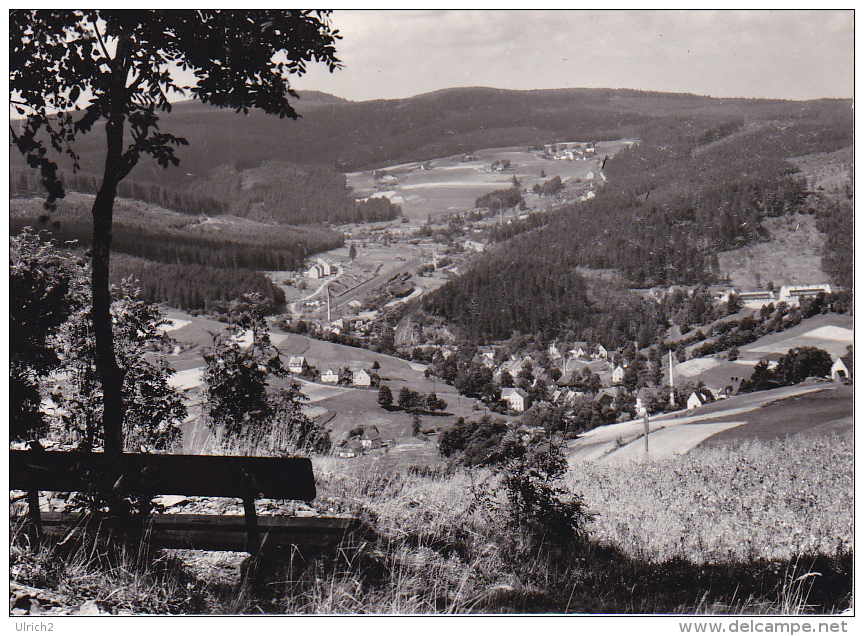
[287,9,854,102]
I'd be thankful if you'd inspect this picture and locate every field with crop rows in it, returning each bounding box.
[570,435,853,563]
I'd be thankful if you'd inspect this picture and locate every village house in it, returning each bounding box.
[361,426,383,449]
[592,344,608,359]
[556,370,581,389]
[593,386,618,407]
[353,369,372,387]
[570,342,589,359]
[635,387,650,416]
[478,346,496,361]
[288,356,309,374]
[307,259,332,280]
[321,366,339,384]
[501,387,530,413]
[686,387,716,410]
[612,365,625,385]
[548,343,562,360]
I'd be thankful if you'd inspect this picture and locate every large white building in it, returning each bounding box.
[778,284,831,307]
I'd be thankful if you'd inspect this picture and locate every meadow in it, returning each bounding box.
[11,434,853,614]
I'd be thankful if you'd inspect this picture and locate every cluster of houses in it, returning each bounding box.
[543,141,597,160]
[287,355,375,388]
[307,258,334,280]
[474,341,617,414]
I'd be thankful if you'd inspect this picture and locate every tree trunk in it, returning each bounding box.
[92,84,129,462]
[91,178,125,460]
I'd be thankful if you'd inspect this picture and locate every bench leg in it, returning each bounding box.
[26,490,42,547]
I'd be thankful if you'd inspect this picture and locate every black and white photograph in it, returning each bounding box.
[7,8,855,626]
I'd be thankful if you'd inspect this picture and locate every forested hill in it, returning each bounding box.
[11,159,402,226]
[10,88,852,193]
[424,103,852,345]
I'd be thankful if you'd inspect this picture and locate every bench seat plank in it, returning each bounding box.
[13,512,358,552]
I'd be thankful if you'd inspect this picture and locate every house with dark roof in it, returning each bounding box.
[686,387,716,410]
[501,387,530,413]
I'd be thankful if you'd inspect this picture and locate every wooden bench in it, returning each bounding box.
[10,449,357,557]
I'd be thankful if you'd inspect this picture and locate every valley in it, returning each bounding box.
[8,11,855,618]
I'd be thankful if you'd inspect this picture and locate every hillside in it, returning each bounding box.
[10,88,852,192]
[10,193,344,312]
[423,100,852,344]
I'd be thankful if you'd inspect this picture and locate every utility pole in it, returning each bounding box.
[669,349,676,407]
[644,413,650,454]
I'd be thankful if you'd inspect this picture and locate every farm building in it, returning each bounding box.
[321,366,339,384]
[353,369,372,387]
[288,356,309,374]
[501,387,530,413]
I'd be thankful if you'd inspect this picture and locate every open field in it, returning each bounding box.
[566,382,851,466]
[667,313,854,391]
[789,146,853,195]
[158,308,490,456]
[346,141,631,221]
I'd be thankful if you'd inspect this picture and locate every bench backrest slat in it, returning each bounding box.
[10,451,316,501]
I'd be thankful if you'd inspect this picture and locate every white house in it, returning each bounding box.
[321,366,340,384]
[353,369,372,387]
[501,387,530,413]
[593,344,608,359]
[288,356,308,374]
[831,357,850,382]
[612,365,625,384]
[686,388,715,410]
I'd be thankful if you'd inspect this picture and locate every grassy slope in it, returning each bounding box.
[13,434,850,614]
[715,213,830,288]
[714,144,852,289]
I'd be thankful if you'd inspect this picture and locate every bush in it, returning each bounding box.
[495,433,592,549]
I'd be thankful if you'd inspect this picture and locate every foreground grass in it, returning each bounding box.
[10,435,853,614]
[571,435,853,563]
